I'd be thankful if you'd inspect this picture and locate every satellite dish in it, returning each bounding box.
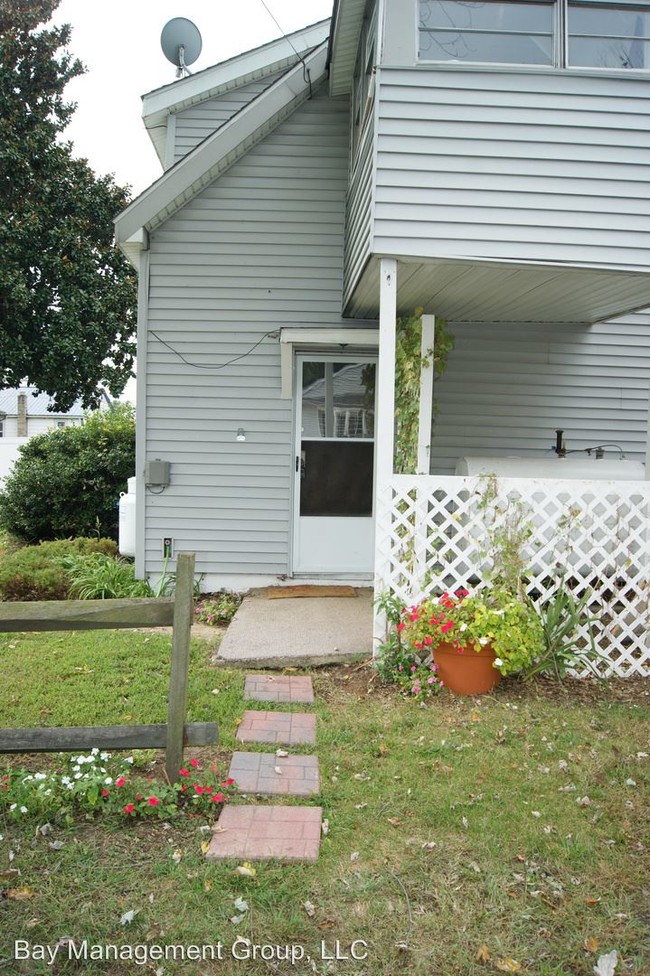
[161,17,202,77]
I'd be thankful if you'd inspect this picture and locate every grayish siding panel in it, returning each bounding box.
[430,315,650,474]
[374,68,650,270]
[144,91,355,579]
[172,72,285,162]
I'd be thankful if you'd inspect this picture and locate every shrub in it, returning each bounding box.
[0,538,117,601]
[62,552,153,600]
[0,403,135,543]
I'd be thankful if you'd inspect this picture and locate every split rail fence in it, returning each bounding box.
[0,553,216,782]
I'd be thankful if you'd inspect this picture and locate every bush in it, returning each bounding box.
[63,552,153,600]
[194,592,241,626]
[0,403,135,543]
[0,538,117,601]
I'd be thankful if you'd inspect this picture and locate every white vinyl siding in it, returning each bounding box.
[143,90,355,579]
[172,70,286,162]
[372,67,650,271]
[430,314,650,473]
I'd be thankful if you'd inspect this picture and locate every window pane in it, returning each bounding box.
[299,441,374,516]
[569,7,650,67]
[302,362,375,440]
[419,1,554,64]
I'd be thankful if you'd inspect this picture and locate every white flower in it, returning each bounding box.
[9,803,17,812]
[494,609,505,616]
[91,748,99,756]
[104,778,113,786]
[22,775,34,782]
[61,776,71,786]
[72,765,80,773]
[66,783,74,790]
[124,757,134,764]
[76,756,85,765]
[44,789,52,796]
[459,623,467,632]
[494,658,504,668]
[34,773,47,781]
[478,637,489,646]
[100,752,109,761]
[20,806,27,814]
[74,773,82,780]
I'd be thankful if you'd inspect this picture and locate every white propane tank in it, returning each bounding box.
[118,476,136,557]
[454,456,645,480]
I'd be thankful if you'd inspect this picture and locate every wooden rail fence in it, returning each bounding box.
[0,553,217,782]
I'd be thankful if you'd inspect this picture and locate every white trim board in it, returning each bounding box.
[279,328,379,398]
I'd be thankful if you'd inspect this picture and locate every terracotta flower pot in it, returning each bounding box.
[432,641,502,696]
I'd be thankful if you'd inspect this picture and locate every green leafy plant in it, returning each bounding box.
[0,404,135,543]
[527,578,603,680]
[398,587,545,677]
[195,591,242,626]
[0,537,117,601]
[373,592,444,699]
[62,552,153,600]
[1,751,238,824]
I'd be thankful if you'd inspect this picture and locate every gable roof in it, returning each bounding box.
[143,19,331,165]
[115,34,330,266]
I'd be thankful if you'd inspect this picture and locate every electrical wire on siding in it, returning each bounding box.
[149,329,280,370]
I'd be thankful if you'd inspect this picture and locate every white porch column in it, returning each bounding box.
[645,376,650,478]
[373,259,397,650]
[417,314,435,475]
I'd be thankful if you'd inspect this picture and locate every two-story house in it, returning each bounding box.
[115,1,650,673]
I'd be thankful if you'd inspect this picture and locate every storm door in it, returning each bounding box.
[292,356,376,575]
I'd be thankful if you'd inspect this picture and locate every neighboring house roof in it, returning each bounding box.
[115,25,330,266]
[143,19,331,165]
[0,388,85,418]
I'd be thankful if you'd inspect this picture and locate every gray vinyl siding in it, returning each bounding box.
[144,90,353,579]
[344,117,374,307]
[172,71,286,162]
[373,67,650,271]
[430,314,650,474]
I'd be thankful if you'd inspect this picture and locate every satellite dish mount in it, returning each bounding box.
[161,18,202,79]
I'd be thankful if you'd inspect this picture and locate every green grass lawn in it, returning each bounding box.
[0,629,648,975]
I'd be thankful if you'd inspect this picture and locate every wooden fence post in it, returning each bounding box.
[165,553,195,783]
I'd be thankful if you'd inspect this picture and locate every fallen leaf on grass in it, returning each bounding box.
[233,896,248,913]
[350,851,360,862]
[48,841,65,851]
[6,887,34,901]
[204,879,212,892]
[475,945,490,963]
[274,766,283,776]
[171,850,183,864]
[276,749,289,758]
[584,937,600,953]
[303,900,315,917]
[387,817,402,827]
[585,897,601,906]
[593,950,618,976]
[0,869,20,880]
[321,820,329,836]
[234,862,256,878]
[200,841,210,855]
[120,909,139,926]
[230,914,246,925]
[495,959,522,973]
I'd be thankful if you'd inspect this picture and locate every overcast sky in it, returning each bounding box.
[53,0,333,197]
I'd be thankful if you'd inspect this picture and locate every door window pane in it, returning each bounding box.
[419,0,555,64]
[569,6,650,68]
[301,362,375,440]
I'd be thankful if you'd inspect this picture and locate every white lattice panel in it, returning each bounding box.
[375,475,650,677]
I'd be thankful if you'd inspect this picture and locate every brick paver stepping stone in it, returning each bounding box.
[244,674,314,705]
[228,751,320,796]
[206,805,322,862]
[236,710,316,746]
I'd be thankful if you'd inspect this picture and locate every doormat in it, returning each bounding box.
[267,585,358,600]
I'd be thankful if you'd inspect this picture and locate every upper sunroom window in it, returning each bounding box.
[418,1,650,70]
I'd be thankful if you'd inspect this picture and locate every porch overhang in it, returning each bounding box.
[346,255,650,324]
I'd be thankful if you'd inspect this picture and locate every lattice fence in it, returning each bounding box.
[375,475,650,677]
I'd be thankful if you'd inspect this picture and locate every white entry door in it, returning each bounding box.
[293,355,376,576]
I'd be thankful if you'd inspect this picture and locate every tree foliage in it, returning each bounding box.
[0,0,137,410]
[0,403,135,543]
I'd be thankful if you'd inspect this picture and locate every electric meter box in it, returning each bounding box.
[144,460,170,487]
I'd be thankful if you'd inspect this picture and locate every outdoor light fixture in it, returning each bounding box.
[236,428,246,442]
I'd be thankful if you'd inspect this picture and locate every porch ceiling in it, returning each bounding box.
[346,257,650,324]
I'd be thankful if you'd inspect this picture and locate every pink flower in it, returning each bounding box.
[424,636,433,646]
[211,792,224,804]
[123,803,135,814]
[440,621,454,633]
[147,796,159,806]
[101,788,109,798]
[194,784,205,795]
[178,768,190,778]
[189,758,199,769]
[115,776,127,788]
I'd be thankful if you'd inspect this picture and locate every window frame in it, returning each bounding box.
[417,0,650,71]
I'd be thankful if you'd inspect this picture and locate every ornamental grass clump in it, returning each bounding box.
[398,588,545,677]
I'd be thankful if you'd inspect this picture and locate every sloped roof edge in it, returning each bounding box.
[143,20,331,128]
[115,42,329,258]
[328,0,366,95]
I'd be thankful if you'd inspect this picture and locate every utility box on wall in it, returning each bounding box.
[145,459,171,487]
